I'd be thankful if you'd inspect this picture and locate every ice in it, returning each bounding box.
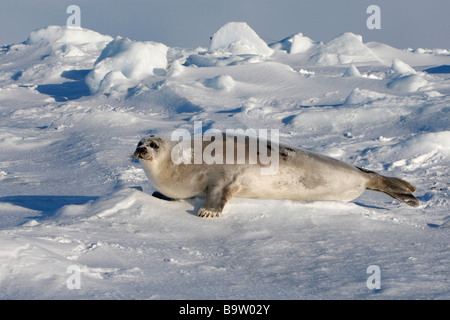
[384,131,450,164]
[387,74,428,93]
[367,41,450,67]
[26,25,113,54]
[26,25,111,46]
[290,34,316,54]
[1,22,450,299]
[344,88,391,105]
[386,59,428,93]
[390,58,416,75]
[309,32,380,66]
[209,22,273,56]
[270,33,316,54]
[85,37,168,93]
[202,74,235,91]
[343,64,362,77]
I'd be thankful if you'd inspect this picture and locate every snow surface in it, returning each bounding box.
[0,23,449,300]
[85,37,168,94]
[270,33,316,54]
[209,22,273,56]
[343,64,362,77]
[308,32,380,66]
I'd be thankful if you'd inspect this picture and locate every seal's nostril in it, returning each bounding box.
[136,147,147,154]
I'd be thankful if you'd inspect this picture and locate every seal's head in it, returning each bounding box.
[134,135,163,161]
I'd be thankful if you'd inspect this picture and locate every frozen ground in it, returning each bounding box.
[0,22,449,299]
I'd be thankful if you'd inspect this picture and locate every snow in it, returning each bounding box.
[386,59,428,93]
[308,32,380,66]
[25,25,113,50]
[270,33,316,54]
[387,74,429,93]
[85,36,168,93]
[289,34,316,54]
[390,58,416,75]
[0,23,449,300]
[209,22,273,56]
[202,74,235,91]
[343,64,362,77]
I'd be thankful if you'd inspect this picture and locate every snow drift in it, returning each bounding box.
[203,74,235,91]
[387,74,428,93]
[390,58,417,75]
[309,32,380,66]
[209,22,273,56]
[26,25,113,53]
[370,131,450,171]
[270,32,316,54]
[85,37,168,93]
[343,64,362,77]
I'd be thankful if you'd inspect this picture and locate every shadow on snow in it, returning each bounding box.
[0,195,98,227]
[35,69,91,102]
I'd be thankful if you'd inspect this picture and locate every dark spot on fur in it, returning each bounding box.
[280,147,294,161]
[149,141,159,149]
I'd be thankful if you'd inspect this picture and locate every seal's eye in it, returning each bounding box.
[149,141,159,149]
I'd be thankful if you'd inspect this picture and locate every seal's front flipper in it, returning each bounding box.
[197,183,240,218]
[197,207,222,218]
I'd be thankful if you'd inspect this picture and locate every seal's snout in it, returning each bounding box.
[136,146,147,154]
[134,146,147,159]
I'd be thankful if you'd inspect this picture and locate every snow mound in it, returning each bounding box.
[291,102,399,135]
[344,88,391,105]
[373,131,450,171]
[85,37,168,93]
[391,58,416,75]
[343,64,362,77]
[309,32,380,66]
[58,188,146,220]
[387,59,427,93]
[203,74,235,91]
[26,25,113,53]
[270,33,316,54]
[209,22,273,56]
[411,48,450,56]
[184,51,263,67]
[387,74,428,93]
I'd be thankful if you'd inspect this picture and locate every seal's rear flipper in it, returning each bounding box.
[381,188,420,207]
[358,167,420,207]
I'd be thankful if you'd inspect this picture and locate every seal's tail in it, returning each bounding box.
[357,167,420,207]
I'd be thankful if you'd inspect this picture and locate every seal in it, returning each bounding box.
[134,133,419,218]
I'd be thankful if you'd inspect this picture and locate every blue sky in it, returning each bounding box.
[1,0,449,49]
